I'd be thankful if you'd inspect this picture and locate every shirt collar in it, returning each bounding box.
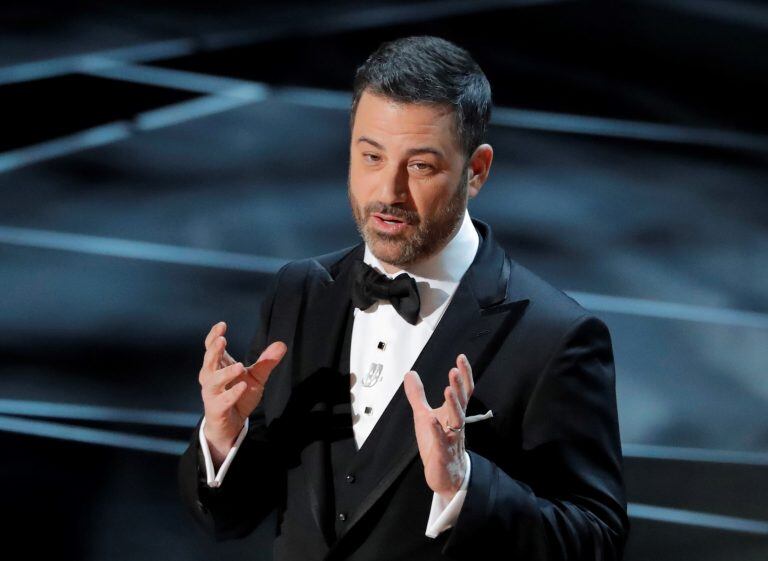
[361,207,480,330]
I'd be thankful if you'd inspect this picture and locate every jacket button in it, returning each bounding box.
[346,474,355,483]
[337,512,347,522]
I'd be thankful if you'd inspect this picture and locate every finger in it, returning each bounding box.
[199,336,227,386]
[205,321,227,350]
[220,349,237,369]
[404,370,431,415]
[203,335,227,374]
[217,380,248,409]
[246,340,288,385]
[443,386,465,432]
[209,361,246,394]
[449,367,468,410]
[456,354,475,396]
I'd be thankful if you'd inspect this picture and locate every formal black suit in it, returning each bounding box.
[178,217,630,560]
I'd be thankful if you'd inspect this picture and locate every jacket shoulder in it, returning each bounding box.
[310,243,361,272]
[506,256,595,330]
[502,257,614,386]
[274,243,361,287]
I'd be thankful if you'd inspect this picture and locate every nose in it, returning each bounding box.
[377,162,409,206]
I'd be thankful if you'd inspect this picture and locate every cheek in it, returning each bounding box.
[347,167,367,199]
[411,182,448,215]
[349,169,381,202]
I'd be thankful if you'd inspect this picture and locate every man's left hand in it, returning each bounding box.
[404,353,474,501]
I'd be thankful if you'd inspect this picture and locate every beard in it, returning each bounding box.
[347,165,469,268]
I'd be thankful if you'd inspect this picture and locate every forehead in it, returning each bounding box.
[352,90,460,154]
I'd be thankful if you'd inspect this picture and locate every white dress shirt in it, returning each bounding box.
[200,207,479,539]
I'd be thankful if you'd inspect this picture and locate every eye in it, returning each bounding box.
[410,162,434,173]
[363,153,381,163]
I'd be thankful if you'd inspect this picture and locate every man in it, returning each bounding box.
[178,35,629,560]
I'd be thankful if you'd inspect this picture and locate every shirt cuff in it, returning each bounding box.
[424,450,471,538]
[198,416,249,488]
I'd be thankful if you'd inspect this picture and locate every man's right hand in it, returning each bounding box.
[199,321,287,459]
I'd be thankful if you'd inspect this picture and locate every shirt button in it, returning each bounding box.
[346,474,355,483]
[338,512,347,522]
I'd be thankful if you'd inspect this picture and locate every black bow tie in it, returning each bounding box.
[351,260,421,325]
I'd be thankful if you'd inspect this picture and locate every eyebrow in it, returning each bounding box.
[356,136,445,159]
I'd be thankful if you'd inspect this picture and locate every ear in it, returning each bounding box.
[466,144,493,199]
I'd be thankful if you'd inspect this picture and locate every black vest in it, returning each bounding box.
[328,303,362,540]
[320,300,450,560]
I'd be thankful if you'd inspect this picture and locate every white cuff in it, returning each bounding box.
[198,416,249,488]
[424,450,471,538]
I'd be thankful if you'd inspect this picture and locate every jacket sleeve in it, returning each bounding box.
[177,262,291,541]
[442,314,630,561]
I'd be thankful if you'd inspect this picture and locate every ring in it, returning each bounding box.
[445,421,465,432]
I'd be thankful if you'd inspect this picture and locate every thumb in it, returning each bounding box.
[404,370,430,414]
[247,340,288,384]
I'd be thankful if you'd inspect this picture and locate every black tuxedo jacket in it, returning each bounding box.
[178,218,630,560]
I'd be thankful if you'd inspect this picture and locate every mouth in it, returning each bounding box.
[372,213,407,225]
[370,212,409,234]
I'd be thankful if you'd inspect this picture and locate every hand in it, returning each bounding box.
[404,353,474,500]
[199,321,287,452]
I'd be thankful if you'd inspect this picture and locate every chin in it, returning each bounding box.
[367,238,405,262]
[369,240,400,259]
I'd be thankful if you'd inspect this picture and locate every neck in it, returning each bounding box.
[378,260,403,275]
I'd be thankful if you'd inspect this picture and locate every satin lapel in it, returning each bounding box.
[330,219,530,546]
[294,243,363,546]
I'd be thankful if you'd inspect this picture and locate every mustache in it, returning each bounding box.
[365,204,419,224]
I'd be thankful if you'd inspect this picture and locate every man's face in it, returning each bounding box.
[348,90,469,270]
